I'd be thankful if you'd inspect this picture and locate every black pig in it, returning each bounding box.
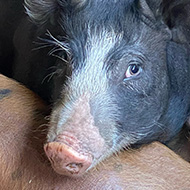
[10,0,190,177]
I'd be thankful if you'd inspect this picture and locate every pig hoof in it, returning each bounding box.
[44,140,93,177]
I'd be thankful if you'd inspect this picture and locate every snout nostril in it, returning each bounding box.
[66,163,83,174]
[44,140,93,176]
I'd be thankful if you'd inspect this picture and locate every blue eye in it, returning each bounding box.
[125,64,141,79]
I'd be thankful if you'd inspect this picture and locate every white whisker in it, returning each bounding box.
[50,53,68,63]
[41,71,57,84]
[32,44,52,51]
[46,30,71,54]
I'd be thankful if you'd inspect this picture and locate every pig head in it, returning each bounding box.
[17,0,190,176]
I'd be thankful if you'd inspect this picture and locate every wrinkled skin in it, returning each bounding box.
[1,74,190,190]
[1,0,190,176]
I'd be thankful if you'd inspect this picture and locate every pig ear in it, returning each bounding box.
[138,0,172,39]
[138,0,163,21]
[69,0,87,6]
[139,0,190,42]
[24,0,60,25]
[24,0,87,25]
[162,0,190,43]
[186,117,190,128]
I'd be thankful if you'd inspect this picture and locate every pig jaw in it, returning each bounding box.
[44,94,121,177]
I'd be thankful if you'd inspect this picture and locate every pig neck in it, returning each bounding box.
[163,41,190,141]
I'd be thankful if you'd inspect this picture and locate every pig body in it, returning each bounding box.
[2,0,190,176]
[1,74,190,190]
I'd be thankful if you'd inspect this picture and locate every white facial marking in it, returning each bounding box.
[49,28,123,140]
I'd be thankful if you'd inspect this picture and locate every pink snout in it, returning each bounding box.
[44,134,93,177]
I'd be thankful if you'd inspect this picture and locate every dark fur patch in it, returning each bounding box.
[0,89,12,100]
[11,167,23,181]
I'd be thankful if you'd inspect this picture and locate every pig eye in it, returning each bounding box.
[125,63,142,79]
